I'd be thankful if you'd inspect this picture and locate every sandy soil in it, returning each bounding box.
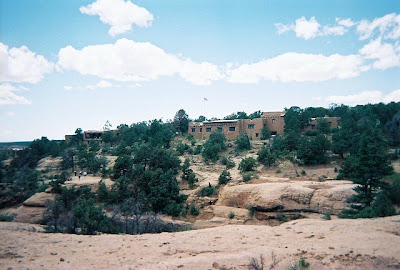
[1,216,399,270]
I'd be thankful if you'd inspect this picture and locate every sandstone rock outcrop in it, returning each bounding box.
[23,192,55,207]
[218,180,356,215]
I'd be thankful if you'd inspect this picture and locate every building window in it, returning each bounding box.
[191,128,196,133]
[206,127,212,132]
[217,127,223,131]
[248,124,255,129]
[229,127,236,132]
[200,128,202,132]
[272,119,275,124]
[255,133,259,137]
[263,124,267,127]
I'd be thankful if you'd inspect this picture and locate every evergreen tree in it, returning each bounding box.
[340,124,393,218]
[173,109,189,134]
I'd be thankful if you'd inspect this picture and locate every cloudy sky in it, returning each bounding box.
[1,0,400,142]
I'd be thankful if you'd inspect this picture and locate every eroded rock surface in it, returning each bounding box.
[218,180,356,214]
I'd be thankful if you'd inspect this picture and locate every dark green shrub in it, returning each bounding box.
[218,170,232,185]
[97,180,109,202]
[260,126,271,140]
[221,156,235,169]
[242,172,253,182]
[176,142,189,156]
[202,131,226,162]
[193,145,203,155]
[235,133,251,151]
[389,176,400,204]
[238,157,257,172]
[189,204,200,216]
[200,186,214,197]
[246,204,256,217]
[228,212,235,219]
[277,213,288,222]
[305,130,318,137]
[372,191,395,217]
[0,214,14,222]
[257,145,276,166]
[322,213,331,220]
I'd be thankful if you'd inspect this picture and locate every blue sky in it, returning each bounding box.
[1,0,400,142]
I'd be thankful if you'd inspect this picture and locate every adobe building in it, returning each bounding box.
[65,129,120,145]
[189,111,285,140]
[304,116,341,131]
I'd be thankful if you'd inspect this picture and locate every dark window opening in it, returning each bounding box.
[255,133,259,137]
[191,128,196,133]
[271,131,277,135]
[217,127,223,131]
[200,128,202,132]
[229,127,236,132]
[248,124,255,129]
[206,127,212,132]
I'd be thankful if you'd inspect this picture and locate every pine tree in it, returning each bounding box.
[340,124,393,218]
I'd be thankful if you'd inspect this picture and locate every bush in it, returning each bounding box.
[228,212,235,219]
[277,213,288,222]
[202,131,226,162]
[200,186,214,197]
[0,214,14,222]
[305,130,318,137]
[235,133,251,151]
[246,204,256,217]
[218,170,232,185]
[372,191,395,217]
[322,213,331,220]
[193,145,203,155]
[242,172,253,182]
[260,126,271,140]
[257,145,276,166]
[389,176,400,204]
[238,157,257,172]
[189,204,200,216]
[289,257,310,270]
[176,142,189,156]
[221,156,235,169]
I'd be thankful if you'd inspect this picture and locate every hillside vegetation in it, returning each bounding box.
[1,103,400,236]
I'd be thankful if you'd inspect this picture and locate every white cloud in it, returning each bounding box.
[227,53,365,84]
[322,25,346,36]
[336,18,355,28]
[294,17,320,40]
[0,83,31,105]
[57,38,223,85]
[80,0,154,36]
[383,89,400,103]
[359,38,400,69]
[86,80,114,90]
[7,111,15,117]
[325,91,383,105]
[357,13,400,40]
[64,80,117,90]
[318,89,400,106]
[0,43,53,84]
[274,23,293,35]
[276,16,353,40]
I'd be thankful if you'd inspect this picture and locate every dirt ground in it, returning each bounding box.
[1,216,400,270]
